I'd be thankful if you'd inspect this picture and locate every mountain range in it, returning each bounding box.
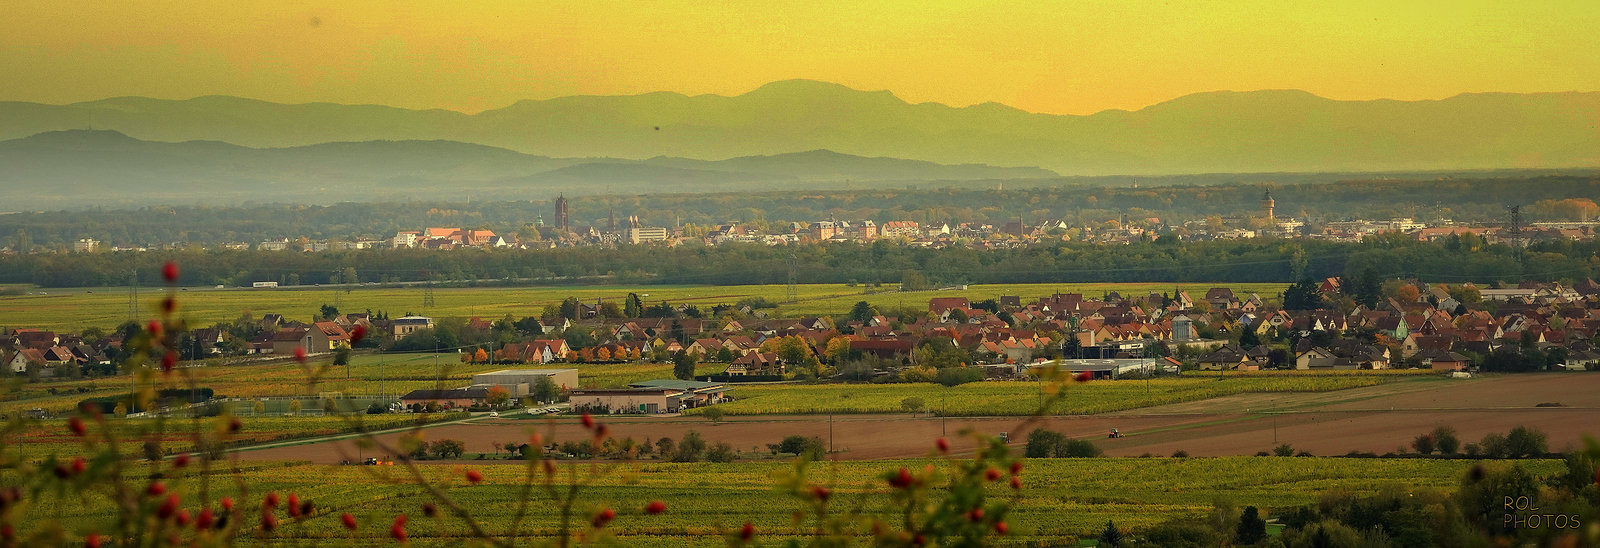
[3,80,1597,177]
[0,130,1054,207]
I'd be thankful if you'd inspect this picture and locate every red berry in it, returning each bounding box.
[645,500,667,515]
[293,347,307,363]
[580,413,595,429]
[967,508,984,522]
[935,437,950,453]
[54,464,71,479]
[162,262,180,282]
[390,514,408,541]
[287,494,301,518]
[69,417,86,437]
[71,457,87,475]
[173,454,190,468]
[1010,461,1023,475]
[591,507,615,528]
[158,494,180,519]
[341,513,358,530]
[84,533,102,548]
[810,485,831,501]
[228,417,243,433]
[350,325,367,344]
[421,502,438,518]
[260,512,277,531]
[1074,371,1094,382]
[175,509,191,527]
[994,521,1009,535]
[595,423,609,438]
[146,481,167,497]
[465,469,483,484]
[220,497,234,512]
[984,467,1002,481]
[1010,475,1023,490]
[263,492,279,508]
[889,468,914,488]
[161,296,176,314]
[162,351,177,372]
[197,508,215,529]
[740,522,755,541]
[146,320,164,338]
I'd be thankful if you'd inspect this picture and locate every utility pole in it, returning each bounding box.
[127,270,139,323]
[828,413,834,454]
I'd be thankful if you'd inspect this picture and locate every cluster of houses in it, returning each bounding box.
[1182,279,1600,372]
[3,330,113,375]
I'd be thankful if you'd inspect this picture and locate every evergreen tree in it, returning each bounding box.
[1098,520,1123,547]
[1281,278,1323,310]
[673,351,696,380]
[624,292,643,318]
[1236,506,1267,545]
[1239,327,1261,350]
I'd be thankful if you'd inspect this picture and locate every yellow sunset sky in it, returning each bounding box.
[3,0,1597,114]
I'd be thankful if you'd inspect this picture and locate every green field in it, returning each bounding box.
[701,375,1410,416]
[0,282,1289,332]
[6,456,1560,546]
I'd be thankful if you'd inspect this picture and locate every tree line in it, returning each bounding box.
[6,232,1600,288]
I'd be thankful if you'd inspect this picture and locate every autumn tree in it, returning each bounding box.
[485,386,510,409]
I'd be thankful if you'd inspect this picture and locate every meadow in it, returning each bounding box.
[9,455,1561,546]
[0,282,1289,332]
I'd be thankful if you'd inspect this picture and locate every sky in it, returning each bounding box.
[3,1,1597,115]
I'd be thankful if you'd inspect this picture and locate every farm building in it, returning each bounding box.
[399,387,489,408]
[570,379,727,414]
[470,369,579,395]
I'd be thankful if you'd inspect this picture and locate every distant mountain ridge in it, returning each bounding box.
[2,80,1597,174]
[0,129,1053,207]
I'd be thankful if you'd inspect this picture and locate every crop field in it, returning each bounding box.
[699,376,1403,416]
[1,353,725,415]
[7,456,1562,546]
[4,414,449,458]
[0,282,1289,332]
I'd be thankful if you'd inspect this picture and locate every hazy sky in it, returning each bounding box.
[4,1,1597,114]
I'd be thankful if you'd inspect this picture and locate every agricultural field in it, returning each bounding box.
[1,353,725,416]
[4,413,451,459]
[0,282,1289,332]
[700,376,1406,417]
[6,455,1563,546]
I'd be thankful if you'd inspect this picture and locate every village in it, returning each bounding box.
[7,275,1600,416]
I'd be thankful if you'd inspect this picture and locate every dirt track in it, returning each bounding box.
[239,373,1600,463]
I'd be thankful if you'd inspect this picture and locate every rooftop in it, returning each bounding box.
[630,379,726,391]
[477,369,579,376]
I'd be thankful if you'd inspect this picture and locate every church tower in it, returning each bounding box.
[555,195,570,230]
[1261,190,1275,223]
